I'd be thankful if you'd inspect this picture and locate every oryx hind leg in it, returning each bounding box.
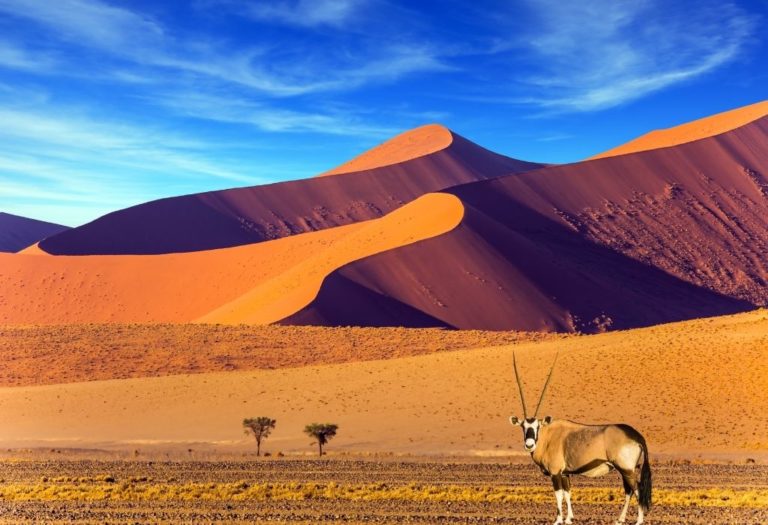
[615,469,637,525]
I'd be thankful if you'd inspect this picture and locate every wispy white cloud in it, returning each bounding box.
[0,40,57,71]
[0,105,292,225]
[0,0,448,98]
[150,90,397,137]
[244,0,365,28]
[513,0,756,112]
[0,0,163,52]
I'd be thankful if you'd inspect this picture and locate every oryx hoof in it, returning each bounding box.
[565,518,573,524]
[553,518,563,525]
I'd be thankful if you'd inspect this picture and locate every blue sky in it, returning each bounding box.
[0,0,765,226]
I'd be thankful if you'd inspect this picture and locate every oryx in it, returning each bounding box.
[509,351,651,525]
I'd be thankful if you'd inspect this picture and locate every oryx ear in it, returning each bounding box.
[509,416,521,426]
[542,416,553,426]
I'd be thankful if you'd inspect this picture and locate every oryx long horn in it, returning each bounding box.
[512,351,529,418]
[534,350,560,417]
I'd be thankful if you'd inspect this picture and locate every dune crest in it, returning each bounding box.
[319,124,454,176]
[287,111,768,332]
[16,242,48,255]
[38,127,537,255]
[0,224,362,324]
[198,192,465,324]
[591,100,768,159]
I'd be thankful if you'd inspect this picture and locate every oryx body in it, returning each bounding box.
[511,353,651,525]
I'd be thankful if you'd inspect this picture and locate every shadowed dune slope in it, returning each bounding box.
[285,115,768,332]
[591,99,768,159]
[0,212,69,253]
[198,193,463,325]
[39,126,541,255]
[0,194,462,325]
[0,224,360,324]
[1,311,765,455]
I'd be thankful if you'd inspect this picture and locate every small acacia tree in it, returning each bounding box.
[304,423,339,457]
[243,417,277,456]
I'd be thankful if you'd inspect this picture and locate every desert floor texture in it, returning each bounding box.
[0,457,766,524]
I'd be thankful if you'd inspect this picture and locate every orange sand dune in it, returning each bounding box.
[591,100,768,159]
[0,193,462,325]
[16,242,47,255]
[0,223,362,324]
[199,192,464,324]
[319,124,453,176]
[0,310,765,456]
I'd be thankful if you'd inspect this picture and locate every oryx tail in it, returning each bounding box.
[638,437,652,512]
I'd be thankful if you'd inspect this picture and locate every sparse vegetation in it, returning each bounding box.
[0,459,766,523]
[304,423,339,457]
[243,417,277,456]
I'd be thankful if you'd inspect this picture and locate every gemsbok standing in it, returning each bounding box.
[509,351,651,525]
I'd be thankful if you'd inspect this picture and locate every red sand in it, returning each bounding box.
[319,124,454,176]
[286,114,768,331]
[591,100,768,159]
[4,103,768,332]
[0,224,361,323]
[199,193,464,324]
[1,311,766,454]
[0,194,462,325]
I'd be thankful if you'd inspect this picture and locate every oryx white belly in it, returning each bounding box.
[580,463,613,478]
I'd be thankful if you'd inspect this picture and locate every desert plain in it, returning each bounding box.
[3,102,768,523]
[1,311,768,523]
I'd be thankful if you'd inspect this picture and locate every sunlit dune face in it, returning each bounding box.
[0,193,464,326]
[590,100,768,160]
[319,124,454,176]
[198,192,465,324]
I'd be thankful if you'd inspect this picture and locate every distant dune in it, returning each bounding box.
[319,124,454,176]
[591,100,768,159]
[0,194,461,324]
[2,101,767,332]
[198,193,463,325]
[38,126,540,255]
[0,212,69,253]
[1,311,765,456]
[289,106,768,331]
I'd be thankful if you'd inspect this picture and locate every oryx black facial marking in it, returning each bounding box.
[522,418,539,451]
[510,351,652,525]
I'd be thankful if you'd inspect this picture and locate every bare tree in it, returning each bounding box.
[243,417,276,456]
[304,423,338,457]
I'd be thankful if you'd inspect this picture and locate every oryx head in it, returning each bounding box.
[509,350,559,452]
[510,415,552,452]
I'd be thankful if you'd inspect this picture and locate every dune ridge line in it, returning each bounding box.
[591,99,768,159]
[319,124,454,176]
[197,192,465,324]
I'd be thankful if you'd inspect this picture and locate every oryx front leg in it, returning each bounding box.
[562,475,573,524]
[551,475,568,525]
